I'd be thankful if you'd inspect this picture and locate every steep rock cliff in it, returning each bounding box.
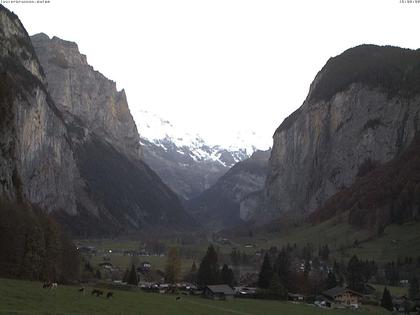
[0,5,194,236]
[29,33,195,236]
[311,133,420,228]
[264,45,420,222]
[0,6,77,215]
[31,33,141,161]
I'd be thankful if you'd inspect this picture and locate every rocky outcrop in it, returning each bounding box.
[239,190,265,222]
[311,134,420,228]
[188,149,270,230]
[31,33,141,161]
[30,33,195,235]
[0,6,78,215]
[0,5,195,236]
[264,45,420,223]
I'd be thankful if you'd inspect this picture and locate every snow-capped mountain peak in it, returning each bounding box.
[134,109,260,167]
[131,109,266,199]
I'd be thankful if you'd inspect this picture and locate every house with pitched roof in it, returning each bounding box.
[321,286,363,308]
[203,284,235,300]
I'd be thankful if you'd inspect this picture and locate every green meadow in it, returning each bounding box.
[0,278,389,315]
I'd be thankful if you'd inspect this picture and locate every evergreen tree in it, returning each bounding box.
[184,261,198,284]
[197,245,219,286]
[304,258,311,277]
[165,247,182,284]
[241,251,249,265]
[230,249,241,266]
[384,261,399,285]
[123,268,129,283]
[268,246,278,260]
[0,201,79,282]
[409,277,419,299]
[191,261,197,273]
[258,253,273,289]
[127,263,138,286]
[275,248,291,289]
[380,287,394,311]
[60,236,80,282]
[220,264,235,287]
[319,244,330,261]
[42,218,61,281]
[325,272,338,289]
[268,272,288,299]
[302,243,313,261]
[346,255,364,291]
[20,215,46,280]
[84,261,94,273]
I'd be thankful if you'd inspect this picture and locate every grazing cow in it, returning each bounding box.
[91,289,103,297]
[106,292,113,299]
[176,297,181,301]
[78,287,85,295]
[43,282,57,289]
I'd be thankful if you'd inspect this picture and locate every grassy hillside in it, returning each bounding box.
[230,219,420,263]
[88,254,195,275]
[80,218,420,276]
[0,278,389,315]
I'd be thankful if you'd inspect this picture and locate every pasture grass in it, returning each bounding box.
[0,278,389,315]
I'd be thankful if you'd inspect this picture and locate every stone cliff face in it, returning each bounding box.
[0,6,194,236]
[30,33,194,235]
[264,45,420,222]
[0,7,77,215]
[188,149,270,231]
[310,133,420,228]
[31,33,141,161]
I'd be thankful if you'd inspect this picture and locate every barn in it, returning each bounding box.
[203,285,235,300]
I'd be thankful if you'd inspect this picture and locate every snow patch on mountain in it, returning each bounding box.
[133,109,264,167]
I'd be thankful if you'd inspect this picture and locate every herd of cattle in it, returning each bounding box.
[42,282,114,299]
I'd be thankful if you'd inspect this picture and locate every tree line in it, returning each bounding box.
[0,200,80,282]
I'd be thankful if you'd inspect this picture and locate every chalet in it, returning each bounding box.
[203,285,235,300]
[322,286,363,308]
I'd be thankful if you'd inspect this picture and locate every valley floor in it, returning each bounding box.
[231,220,420,263]
[0,278,389,315]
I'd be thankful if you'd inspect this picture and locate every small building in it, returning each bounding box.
[203,285,235,300]
[322,286,363,308]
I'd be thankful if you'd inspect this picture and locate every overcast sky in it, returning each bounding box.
[4,0,420,149]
